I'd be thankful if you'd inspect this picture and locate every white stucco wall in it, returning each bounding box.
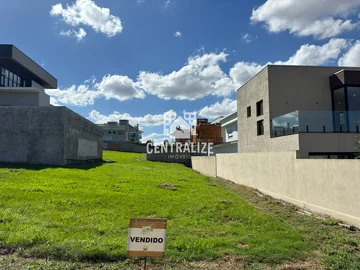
[192,152,360,228]
[191,156,216,177]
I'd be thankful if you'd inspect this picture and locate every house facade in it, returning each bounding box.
[213,111,238,154]
[0,45,55,106]
[237,65,360,159]
[193,118,222,145]
[0,44,103,165]
[98,120,142,149]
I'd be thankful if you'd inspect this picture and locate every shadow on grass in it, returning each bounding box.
[0,159,116,171]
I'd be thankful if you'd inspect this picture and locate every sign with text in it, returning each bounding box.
[127,218,167,258]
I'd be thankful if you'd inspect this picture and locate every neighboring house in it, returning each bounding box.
[238,65,360,159]
[98,120,142,149]
[0,44,103,165]
[213,111,238,155]
[169,116,193,143]
[193,118,223,145]
[0,45,55,106]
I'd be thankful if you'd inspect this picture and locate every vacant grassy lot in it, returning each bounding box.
[0,151,359,269]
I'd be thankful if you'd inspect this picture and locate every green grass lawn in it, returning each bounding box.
[0,151,359,269]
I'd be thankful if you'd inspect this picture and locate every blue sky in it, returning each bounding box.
[1,0,360,143]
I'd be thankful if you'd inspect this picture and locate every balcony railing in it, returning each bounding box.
[271,111,360,137]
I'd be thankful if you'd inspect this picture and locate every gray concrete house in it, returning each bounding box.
[213,111,238,155]
[0,44,103,165]
[238,65,360,159]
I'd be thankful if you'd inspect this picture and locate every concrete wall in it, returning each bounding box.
[191,156,216,177]
[0,90,39,106]
[63,107,103,163]
[298,133,358,157]
[267,66,352,118]
[32,81,50,106]
[0,107,65,164]
[213,142,238,155]
[147,152,192,167]
[238,67,271,153]
[0,106,102,165]
[192,152,360,227]
[103,142,147,153]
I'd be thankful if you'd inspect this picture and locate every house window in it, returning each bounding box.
[257,120,264,136]
[256,100,263,116]
[0,67,23,87]
[247,106,251,118]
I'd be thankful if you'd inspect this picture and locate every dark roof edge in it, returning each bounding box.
[0,44,57,89]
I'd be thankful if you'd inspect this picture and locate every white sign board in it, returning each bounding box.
[127,218,167,258]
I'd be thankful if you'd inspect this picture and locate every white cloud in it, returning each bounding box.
[339,40,360,66]
[251,0,360,39]
[198,98,237,119]
[60,28,87,41]
[47,39,353,106]
[230,62,263,88]
[295,18,357,40]
[137,52,236,100]
[241,33,252,43]
[96,75,145,101]
[46,74,144,106]
[274,38,349,65]
[174,31,182,37]
[88,109,176,128]
[50,97,61,106]
[230,39,349,88]
[50,0,122,38]
[46,84,100,106]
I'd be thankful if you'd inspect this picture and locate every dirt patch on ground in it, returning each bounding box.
[157,183,177,190]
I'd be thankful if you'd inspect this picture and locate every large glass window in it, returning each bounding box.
[347,87,360,111]
[333,87,347,132]
[347,87,360,132]
[333,87,346,111]
[0,67,26,87]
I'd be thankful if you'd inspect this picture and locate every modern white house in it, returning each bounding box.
[213,110,238,154]
[98,120,142,146]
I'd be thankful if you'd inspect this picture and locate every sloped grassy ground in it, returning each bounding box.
[0,151,308,265]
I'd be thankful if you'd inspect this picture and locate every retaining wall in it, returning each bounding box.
[192,151,360,228]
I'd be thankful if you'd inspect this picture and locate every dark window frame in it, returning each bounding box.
[257,120,264,136]
[247,106,251,118]
[0,66,24,88]
[256,100,264,116]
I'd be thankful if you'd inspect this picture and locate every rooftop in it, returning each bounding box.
[0,44,57,89]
